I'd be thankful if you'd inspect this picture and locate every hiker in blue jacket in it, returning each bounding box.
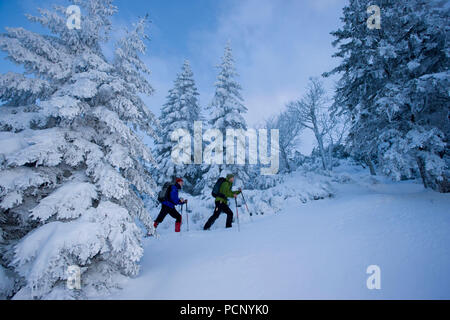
[154,178,187,233]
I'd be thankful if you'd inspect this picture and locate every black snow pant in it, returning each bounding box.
[155,204,182,224]
[204,202,234,230]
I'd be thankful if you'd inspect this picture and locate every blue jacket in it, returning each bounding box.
[162,183,182,209]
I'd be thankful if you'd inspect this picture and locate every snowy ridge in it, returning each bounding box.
[114,164,450,300]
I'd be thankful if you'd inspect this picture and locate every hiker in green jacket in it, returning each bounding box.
[204,174,242,230]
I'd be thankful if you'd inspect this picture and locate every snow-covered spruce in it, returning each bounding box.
[153,60,203,195]
[0,1,157,299]
[325,0,449,192]
[202,43,250,192]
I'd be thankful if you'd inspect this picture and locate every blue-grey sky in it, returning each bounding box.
[0,0,345,154]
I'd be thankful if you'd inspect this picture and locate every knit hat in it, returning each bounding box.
[226,174,235,180]
[175,178,183,184]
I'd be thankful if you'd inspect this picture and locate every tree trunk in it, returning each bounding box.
[365,156,377,176]
[416,156,429,189]
[313,127,327,171]
[318,139,327,170]
[281,149,291,173]
[327,144,334,171]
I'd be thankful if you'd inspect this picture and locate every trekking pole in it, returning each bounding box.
[180,204,183,235]
[240,191,252,217]
[235,197,240,232]
[185,202,189,232]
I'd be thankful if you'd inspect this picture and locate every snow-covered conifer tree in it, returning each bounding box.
[325,0,449,191]
[154,60,203,194]
[203,44,249,190]
[0,1,158,299]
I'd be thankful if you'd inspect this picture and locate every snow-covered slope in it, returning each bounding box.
[110,167,450,300]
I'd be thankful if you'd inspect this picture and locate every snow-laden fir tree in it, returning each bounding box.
[0,1,158,299]
[154,60,203,194]
[202,44,249,191]
[325,0,449,192]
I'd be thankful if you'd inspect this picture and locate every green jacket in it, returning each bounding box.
[215,179,241,204]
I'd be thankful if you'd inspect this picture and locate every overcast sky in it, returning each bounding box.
[0,0,346,154]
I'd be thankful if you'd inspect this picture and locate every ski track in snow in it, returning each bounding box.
[112,178,450,300]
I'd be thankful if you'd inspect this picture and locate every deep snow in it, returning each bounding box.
[111,169,450,300]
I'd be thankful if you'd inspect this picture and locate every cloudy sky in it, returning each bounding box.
[0,0,345,154]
